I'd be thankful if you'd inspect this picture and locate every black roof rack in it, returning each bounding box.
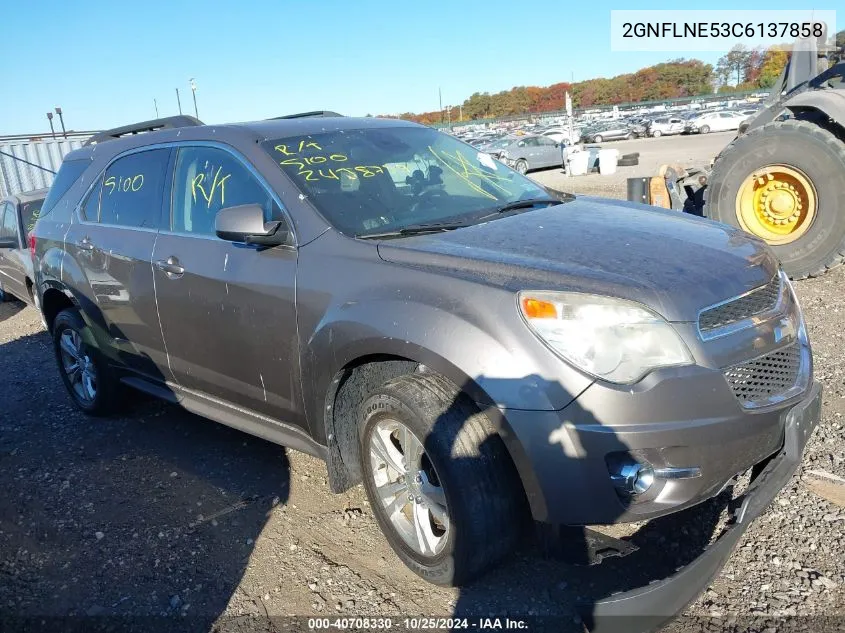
[84,115,203,145]
[270,111,344,120]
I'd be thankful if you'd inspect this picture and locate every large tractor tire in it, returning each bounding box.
[705,119,845,279]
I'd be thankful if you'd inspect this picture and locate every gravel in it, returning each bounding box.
[0,258,843,632]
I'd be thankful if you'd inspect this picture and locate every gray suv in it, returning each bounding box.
[32,114,820,625]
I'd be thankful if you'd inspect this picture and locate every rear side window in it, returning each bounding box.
[20,199,44,238]
[100,149,170,228]
[39,159,89,218]
[171,146,277,236]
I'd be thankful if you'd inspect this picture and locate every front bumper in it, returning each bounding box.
[585,381,821,632]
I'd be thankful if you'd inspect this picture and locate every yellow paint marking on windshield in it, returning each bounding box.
[298,140,322,152]
[275,144,294,156]
[427,146,502,201]
[318,169,340,180]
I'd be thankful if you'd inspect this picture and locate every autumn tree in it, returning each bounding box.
[716,45,753,87]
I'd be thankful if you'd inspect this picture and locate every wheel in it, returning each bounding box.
[699,125,710,134]
[515,159,528,174]
[652,130,662,138]
[705,119,845,279]
[52,307,123,415]
[593,135,603,143]
[359,373,524,586]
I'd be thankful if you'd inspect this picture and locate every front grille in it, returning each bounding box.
[699,275,781,334]
[723,342,802,408]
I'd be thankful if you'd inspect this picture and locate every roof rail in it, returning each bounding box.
[84,115,203,145]
[270,111,344,120]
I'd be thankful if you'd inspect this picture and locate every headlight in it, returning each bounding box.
[499,149,509,159]
[518,291,693,384]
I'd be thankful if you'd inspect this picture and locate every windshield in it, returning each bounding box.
[20,198,44,238]
[262,126,548,237]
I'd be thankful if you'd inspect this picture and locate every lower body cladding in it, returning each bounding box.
[494,381,821,631]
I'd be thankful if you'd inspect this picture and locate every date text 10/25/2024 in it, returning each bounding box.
[308,617,529,630]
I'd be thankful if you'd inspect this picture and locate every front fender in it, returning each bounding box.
[785,89,845,126]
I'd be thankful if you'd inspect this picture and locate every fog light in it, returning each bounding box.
[611,463,655,495]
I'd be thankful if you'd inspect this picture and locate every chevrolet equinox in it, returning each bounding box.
[32,114,821,624]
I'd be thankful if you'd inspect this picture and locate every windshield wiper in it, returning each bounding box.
[472,196,562,222]
[356,221,470,240]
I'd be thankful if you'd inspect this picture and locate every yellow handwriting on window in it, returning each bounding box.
[104,174,144,195]
[427,147,511,200]
[191,166,232,209]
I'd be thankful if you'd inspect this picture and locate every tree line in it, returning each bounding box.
[394,35,843,125]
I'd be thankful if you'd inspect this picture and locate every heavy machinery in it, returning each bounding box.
[642,31,845,279]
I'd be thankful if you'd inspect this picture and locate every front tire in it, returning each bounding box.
[359,373,524,586]
[593,135,603,143]
[652,129,662,138]
[705,119,845,279]
[515,159,528,174]
[52,308,123,416]
[699,125,710,134]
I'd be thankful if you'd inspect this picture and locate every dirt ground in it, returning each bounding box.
[1,133,844,632]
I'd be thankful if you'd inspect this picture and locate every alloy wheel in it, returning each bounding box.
[59,328,97,404]
[368,418,449,557]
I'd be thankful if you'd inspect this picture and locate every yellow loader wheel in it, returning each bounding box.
[705,119,845,279]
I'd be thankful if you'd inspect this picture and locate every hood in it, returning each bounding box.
[376,197,779,322]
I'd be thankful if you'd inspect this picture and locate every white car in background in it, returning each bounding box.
[685,110,747,134]
[539,128,577,145]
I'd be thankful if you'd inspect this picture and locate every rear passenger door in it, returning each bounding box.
[0,203,28,300]
[534,136,560,167]
[63,148,171,381]
[152,144,303,427]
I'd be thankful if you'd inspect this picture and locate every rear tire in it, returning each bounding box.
[705,119,845,279]
[52,308,124,416]
[359,372,525,586]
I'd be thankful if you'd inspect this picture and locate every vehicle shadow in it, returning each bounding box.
[0,296,25,323]
[0,329,290,633]
[435,374,731,633]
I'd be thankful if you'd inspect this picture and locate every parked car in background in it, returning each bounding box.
[685,110,747,134]
[0,188,47,306]
[485,134,563,173]
[580,123,635,143]
[648,116,686,137]
[538,127,575,145]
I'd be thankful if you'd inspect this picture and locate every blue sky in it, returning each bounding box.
[0,0,828,135]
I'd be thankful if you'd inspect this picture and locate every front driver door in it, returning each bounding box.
[534,136,560,168]
[152,144,304,428]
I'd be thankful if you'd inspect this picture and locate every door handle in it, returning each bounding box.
[155,256,185,277]
[77,237,95,251]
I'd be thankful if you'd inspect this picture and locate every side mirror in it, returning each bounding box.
[0,237,18,249]
[215,203,290,247]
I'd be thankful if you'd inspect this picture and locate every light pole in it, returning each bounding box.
[189,78,199,119]
[46,113,56,139]
[154,98,159,118]
[55,107,66,138]
[176,88,183,114]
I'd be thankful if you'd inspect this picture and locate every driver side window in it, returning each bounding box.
[172,147,279,236]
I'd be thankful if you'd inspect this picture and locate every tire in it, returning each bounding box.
[593,135,603,143]
[359,372,525,586]
[621,152,639,159]
[616,156,639,167]
[652,130,662,138]
[699,125,710,134]
[705,119,845,279]
[52,307,123,416]
[515,159,528,174]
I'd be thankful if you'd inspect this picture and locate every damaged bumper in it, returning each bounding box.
[583,381,822,633]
